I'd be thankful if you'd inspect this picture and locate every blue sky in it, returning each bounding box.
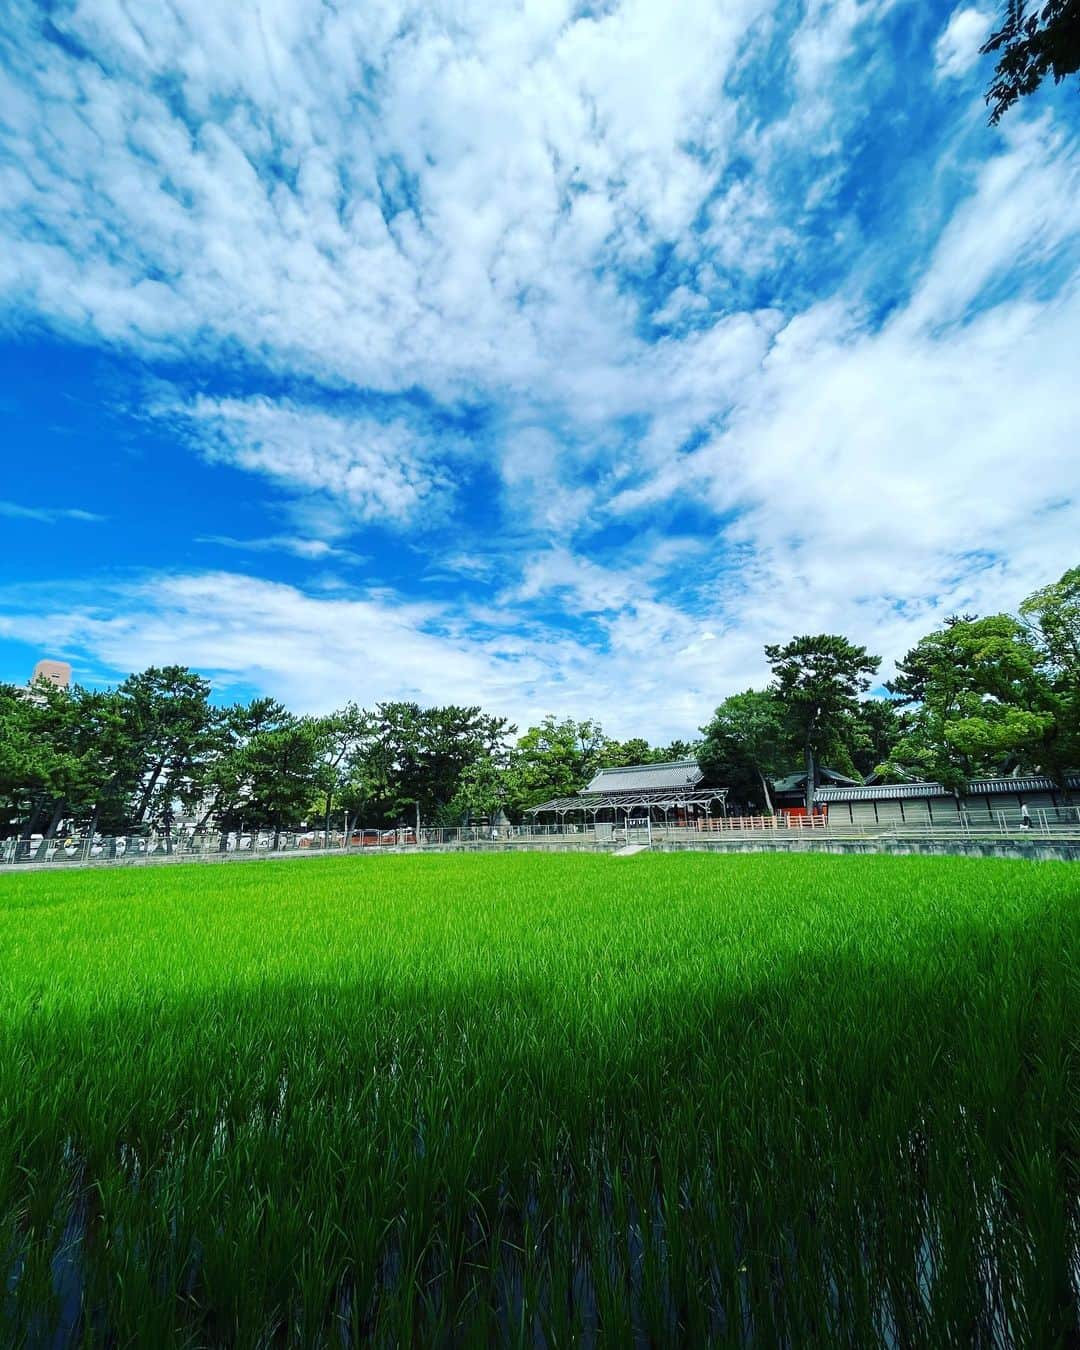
[1,0,1077,739]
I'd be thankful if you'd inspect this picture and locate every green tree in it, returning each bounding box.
[1020,564,1080,672]
[0,681,138,852]
[699,690,790,812]
[118,666,217,827]
[413,705,514,823]
[0,684,34,830]
[338,731,395,831]
[66,686,142,840]
[191,697,292,835]
[0,679,76,845]
[452,750,512,825]
[660,738,700,761]
[601,737,662,768]
[1019,564,1080,794]
[242,717,325,850]
[312,703,374,838]
[886,615,1054,790]
[982,0,1080,124]
[502,716,610,817]
[765,635,881,815]
[348,703,515,828]
[849,698,905,780]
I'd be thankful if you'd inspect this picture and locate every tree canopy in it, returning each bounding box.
[699,690,789,813]
[2,565,1077,839]
[982,0,1080,122]
[885,615,1054,791]
[764,635,880,814]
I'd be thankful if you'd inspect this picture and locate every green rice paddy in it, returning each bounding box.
[0,853,1077,1347]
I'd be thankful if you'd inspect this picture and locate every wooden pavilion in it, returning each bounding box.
[524,759,727,829]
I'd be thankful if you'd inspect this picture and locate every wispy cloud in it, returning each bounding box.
[0,501,105,524]
[935,5,993,80]
[0,548,1064,743]
[196,534,369,565]
[158,396,460,527]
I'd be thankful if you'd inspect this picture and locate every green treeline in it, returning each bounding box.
[1,565,1076,837]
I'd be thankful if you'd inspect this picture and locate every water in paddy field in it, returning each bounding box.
[6,1132,1066,1348]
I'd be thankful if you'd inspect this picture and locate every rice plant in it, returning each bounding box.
[0,854,1077,1346]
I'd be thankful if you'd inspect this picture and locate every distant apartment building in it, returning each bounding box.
[18,657,73,705]
[31,659,71,690]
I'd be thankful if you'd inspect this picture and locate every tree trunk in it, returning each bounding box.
[43,798,66,840]
[273,815,281,852]
[34,799,65,860]
[196,792,222,832]
[323,791,333,846]
[135,758,167,825]
[19,796,46,848]
[84,802,101,862]
[804,738,815,817]
[758,772,774,814]
[16,798,47,862]
[1045,747,1072,804]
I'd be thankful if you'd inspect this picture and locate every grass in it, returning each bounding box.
[0,853,1077,1347]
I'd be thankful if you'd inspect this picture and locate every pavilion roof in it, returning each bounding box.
[770,766,860,793]
[585,759,703,793]
[524,787,727,816]
[525,759,725,817]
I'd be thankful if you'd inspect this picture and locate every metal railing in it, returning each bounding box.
[0,821,615,867]
[3,805,1078,869]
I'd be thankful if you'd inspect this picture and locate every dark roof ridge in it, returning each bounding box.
[594,757,699,775]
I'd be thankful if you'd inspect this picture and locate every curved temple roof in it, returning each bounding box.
[585,759,703,793]
[525,759,725,817]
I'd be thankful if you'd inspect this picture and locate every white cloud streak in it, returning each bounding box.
[196,534,369,564]
[158,395,457,526]
[935,5,993,80]
[0,500,106,523]
[0,547,1069,744]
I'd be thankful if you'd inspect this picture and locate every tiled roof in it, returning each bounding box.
[585,759,703,793]
[816,773,1080,803]
[964,774,1080,794]
[771,767,860,793]
[815,781,950,802]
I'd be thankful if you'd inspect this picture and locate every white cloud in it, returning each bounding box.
[899,116,1080,330]
[0,569,714,737]
[0,500,105,523]
[606,120,1080,688]
[158,396,457,526]
[2,537,1072,746]
[196,534,368,565]
[935,6,993,81]
[0,0,764,409]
